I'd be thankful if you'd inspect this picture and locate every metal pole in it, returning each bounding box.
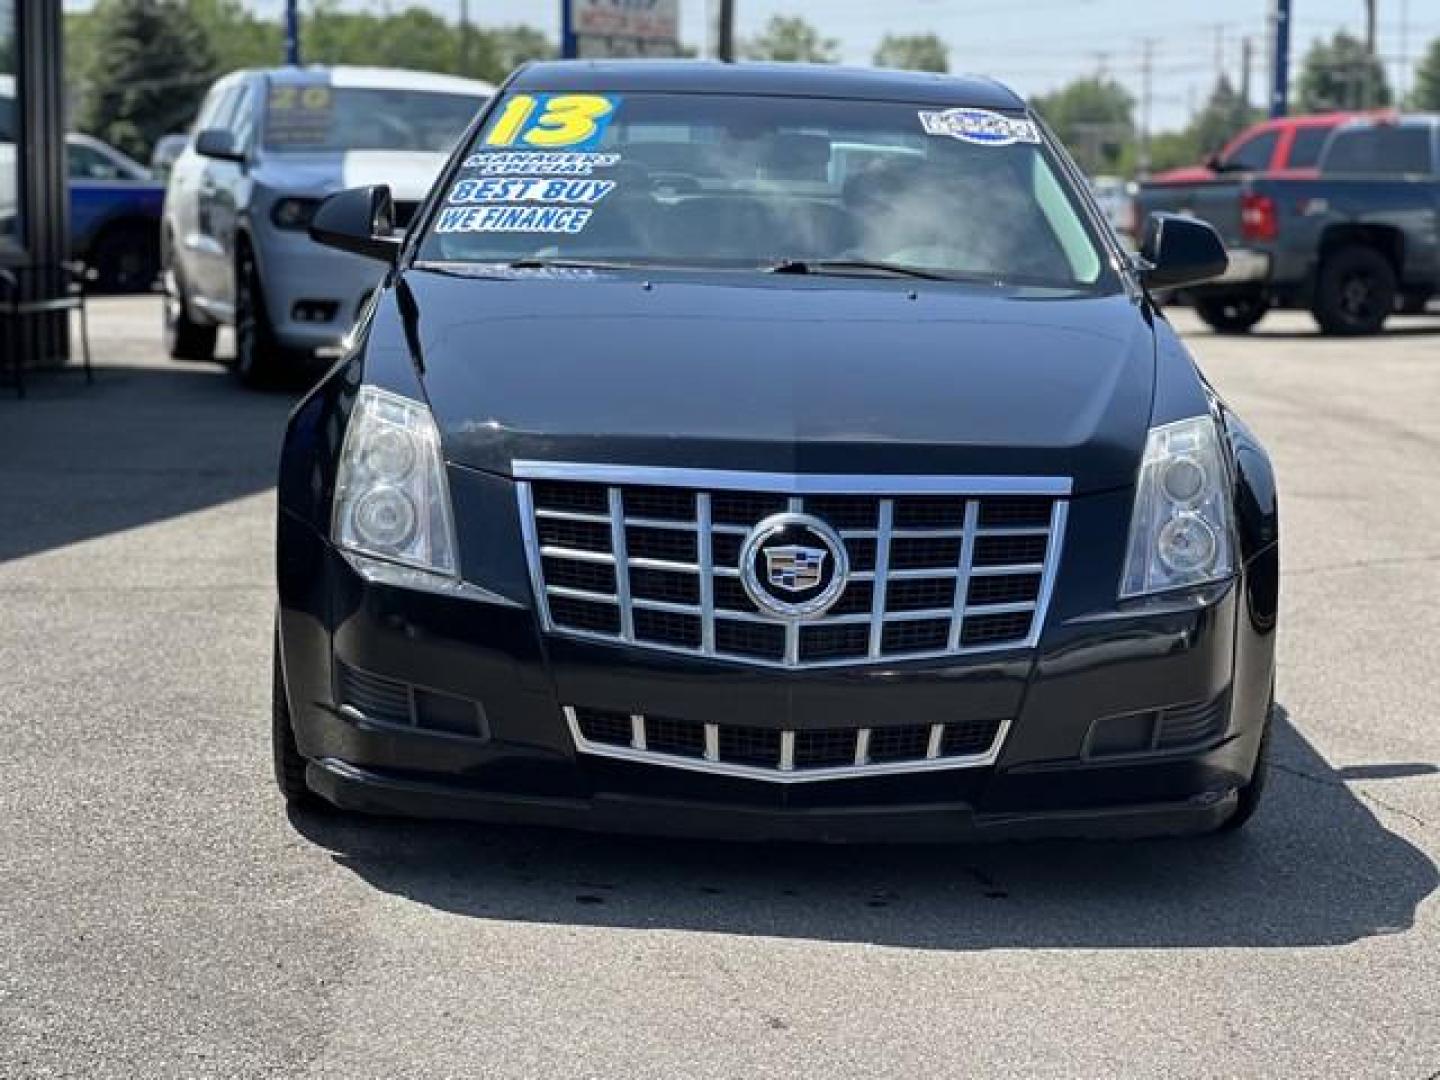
[459,0,471,74]
[1363,0,1377,107]
[1241,35,1252,106]
[562,0,577,60]
[1270,0,1290,118]
[1139,38,1154,176]
[718,0,736,62]
[284,0,301,67]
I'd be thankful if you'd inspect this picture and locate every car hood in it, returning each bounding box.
[381,269,1156,495]
[256,149,449,202]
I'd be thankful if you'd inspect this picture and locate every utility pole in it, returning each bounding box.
[1139,38,1155,176]
[459,0,471,74]
[1363,0,1378,108]
[718,0,736,62]
[1399,0,1410,102]
[1241,36,1252,106]
[284,0,300,66]
[1270,0,1291,117]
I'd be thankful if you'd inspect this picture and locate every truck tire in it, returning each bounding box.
[163,261,218,362]
[1194,292,1269,335]
[88,221,161,294]
[1311,245,1396,336]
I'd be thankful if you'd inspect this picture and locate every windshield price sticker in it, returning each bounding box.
[481,93,620,151]
[918,107,1040,147]
[447,178,616,206]
[435,205,594,235]
[266,82,335,146]
[461,151,622,176]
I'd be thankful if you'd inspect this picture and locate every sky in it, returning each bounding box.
[62,1,1440,131]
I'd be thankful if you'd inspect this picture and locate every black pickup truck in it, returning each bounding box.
[1137,114,1440,334]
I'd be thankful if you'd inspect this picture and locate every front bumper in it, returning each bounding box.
[307,756,1237,842]
[278,501,1277,841]
[1212,247,1272,287]
[255,226,386,351]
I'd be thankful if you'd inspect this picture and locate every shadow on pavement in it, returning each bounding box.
[1221,323,1440,340]
[294,707,1437,951]
[0,361,297,562]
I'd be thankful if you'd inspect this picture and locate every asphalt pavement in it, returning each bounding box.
[1,297,1437,1078]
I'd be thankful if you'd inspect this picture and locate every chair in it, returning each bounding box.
[0,262,93,398]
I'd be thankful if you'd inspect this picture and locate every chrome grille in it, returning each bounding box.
[566,706,1008,782]
[516,462,1070,670]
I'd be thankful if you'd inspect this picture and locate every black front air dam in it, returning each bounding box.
[306,756,1237,843]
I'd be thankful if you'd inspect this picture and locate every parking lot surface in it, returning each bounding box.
[2,297,1437,1078]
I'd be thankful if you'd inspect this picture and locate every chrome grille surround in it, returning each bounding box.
[516,462,1071,670]
[565,707,1009,782]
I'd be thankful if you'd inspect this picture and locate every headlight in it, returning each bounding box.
[1120,415,1234,597]
[271,197,321,231]
[332,386,458,577]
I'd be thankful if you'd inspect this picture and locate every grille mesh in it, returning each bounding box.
[523,470,1066,669]
[568,706,1006,778]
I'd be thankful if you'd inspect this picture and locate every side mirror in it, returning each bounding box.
[309,185,402,264]
[194,128,244,163]
[1138,212,1228,290]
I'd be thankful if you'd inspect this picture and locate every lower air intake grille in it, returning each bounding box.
[566,706,1007,782]
[336,661,487,739]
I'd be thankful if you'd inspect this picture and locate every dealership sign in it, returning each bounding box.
[564,0,681,58]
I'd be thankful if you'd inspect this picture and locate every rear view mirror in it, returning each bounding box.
[194,129,244,163]
[309,185,402,265]
[1138,213,1228,290]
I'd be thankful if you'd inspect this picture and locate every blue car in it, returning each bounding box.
[67,133,166,293]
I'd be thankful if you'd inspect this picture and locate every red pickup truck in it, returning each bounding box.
[1148,112,1362,187]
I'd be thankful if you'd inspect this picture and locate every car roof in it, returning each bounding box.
[1332,113,1440,132]
[510,60,1026,109]
[261,65,495,96]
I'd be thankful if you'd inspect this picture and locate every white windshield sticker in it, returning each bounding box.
[918,108,1040,146]
[447,178,616,206]
[461,151,622,176]
[434,205,594,235]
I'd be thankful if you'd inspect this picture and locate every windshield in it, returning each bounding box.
[264,83,483,153]
[417,91,1114,290]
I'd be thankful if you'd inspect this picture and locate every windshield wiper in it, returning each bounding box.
[765,258,953,281]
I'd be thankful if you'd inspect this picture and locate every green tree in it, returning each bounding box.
[873,33,948,73]
[305,3,460,73]
[1032,76,1136,174]
[1296,31,1392,111]
[1411,36,1440,110]
[1146,129,1204,172]
[745,16,838,63]
[187,0,284,73]
[486,26,556,80]
[76,0,218,160]
[1188,74,1262,158]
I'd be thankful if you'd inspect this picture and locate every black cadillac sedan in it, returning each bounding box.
[273,62,1279,842]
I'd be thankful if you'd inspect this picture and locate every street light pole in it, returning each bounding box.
[284,0,301,67]
[718,0,736,62]
[1269,0,1291,118]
